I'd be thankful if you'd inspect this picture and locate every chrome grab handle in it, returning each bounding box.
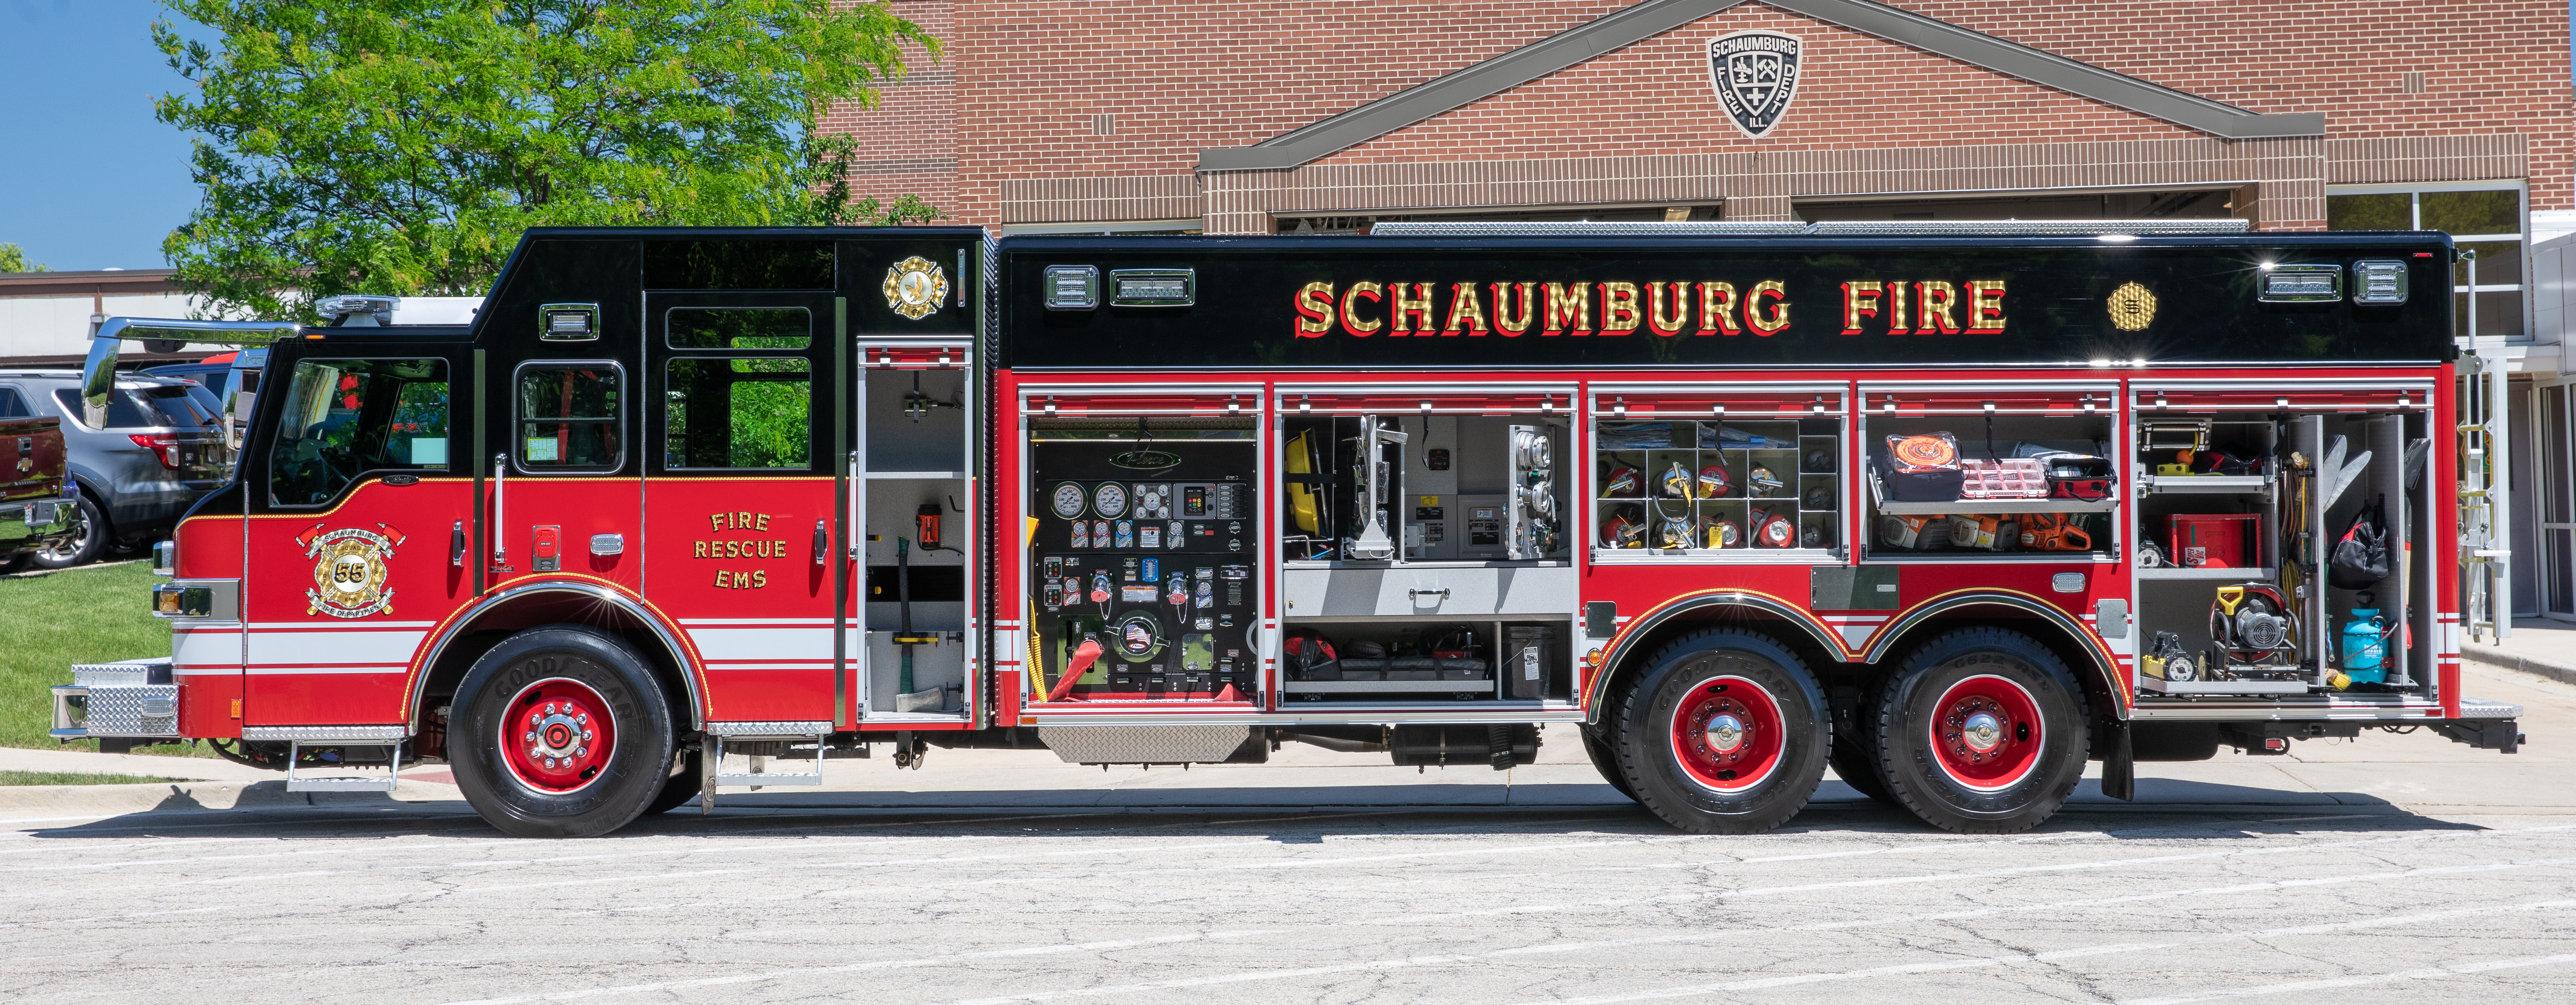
[845,450,862,559]
[490,454,506,561]
[450,521,466,567]
[1409,588,1450,600]
[813,520,828,565]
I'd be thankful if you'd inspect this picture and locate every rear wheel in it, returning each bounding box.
[450,625,674,838]
[1874,629,2089,834]
[1613,630,1829,834]
[1828,682,1895,805]
[30,493,103,569]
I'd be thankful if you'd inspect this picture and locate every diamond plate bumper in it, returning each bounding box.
[53,659,178,740]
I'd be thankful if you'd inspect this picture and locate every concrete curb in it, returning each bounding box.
[2462,643,2576,689]
[0,779,463,821]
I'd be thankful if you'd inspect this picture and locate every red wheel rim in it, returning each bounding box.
[1668,674,1786,792]
[1929,674,2043,791]
[499,677,615,794]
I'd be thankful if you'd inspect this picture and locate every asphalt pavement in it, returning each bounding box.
[5,662,2574,1004]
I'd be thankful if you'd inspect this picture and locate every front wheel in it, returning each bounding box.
[1874,628,2090,834]
[450,625,675,838]
[1613,630,1829,834]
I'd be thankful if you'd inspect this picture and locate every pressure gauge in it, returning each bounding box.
[1050,481,1088,520]
[1092,481,1129,519]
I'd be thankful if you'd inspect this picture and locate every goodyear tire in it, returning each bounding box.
[451,625,674,838]
[1580,726,1639,803]
[1874,628,2090,834]
[1829,682,1895,805]
[1614,630,1829,834]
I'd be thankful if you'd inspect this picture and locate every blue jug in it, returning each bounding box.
[2342,609,2387,684]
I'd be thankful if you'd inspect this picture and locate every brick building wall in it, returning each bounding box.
[820,0,959,215]
[822,0,2571,230]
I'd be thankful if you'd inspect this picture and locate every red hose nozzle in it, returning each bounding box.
[1049,639,1103,702]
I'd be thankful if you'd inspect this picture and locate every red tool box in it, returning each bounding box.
[2166,513,2260,568]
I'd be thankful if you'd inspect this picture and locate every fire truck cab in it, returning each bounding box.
[58,222,2525,838]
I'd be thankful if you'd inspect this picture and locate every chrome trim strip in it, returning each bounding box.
[408,581,705,731]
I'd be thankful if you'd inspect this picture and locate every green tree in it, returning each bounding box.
[154,1,941,320]
[0,243,47,273]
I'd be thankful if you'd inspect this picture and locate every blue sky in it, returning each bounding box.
[0,0,202,271]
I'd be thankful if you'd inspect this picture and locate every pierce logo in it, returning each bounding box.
[1708,30,1802,139]
[297,523,404,618]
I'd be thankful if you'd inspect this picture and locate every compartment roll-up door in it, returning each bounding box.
[1275,386,1573,415]
[1590,387,1844,419]
[2131,385,2434,412]
[1862,385,2119,417]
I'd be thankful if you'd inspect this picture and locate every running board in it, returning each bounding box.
[285,740,404,793]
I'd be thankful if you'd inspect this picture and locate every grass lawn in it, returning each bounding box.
[0,561,209,757]
[0,769,184,786]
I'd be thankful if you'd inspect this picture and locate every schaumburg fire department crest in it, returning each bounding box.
[1708,30,1803,139]
[299,524,403,618]
[883,256,949,320]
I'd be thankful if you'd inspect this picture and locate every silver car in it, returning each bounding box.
[0,370,231,567]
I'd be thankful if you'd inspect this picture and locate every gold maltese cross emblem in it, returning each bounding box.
[883,256,949,320]
[299,523,403,618]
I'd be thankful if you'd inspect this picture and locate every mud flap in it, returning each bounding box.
[2097,717,2134,801]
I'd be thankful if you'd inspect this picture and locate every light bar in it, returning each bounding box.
[2257,263,2343,302]
[1108,268,1194,307]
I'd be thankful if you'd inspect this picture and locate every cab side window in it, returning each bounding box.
[516,364,622,471]
[267,359,450,506]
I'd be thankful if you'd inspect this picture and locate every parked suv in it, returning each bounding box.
[0,370,231,567]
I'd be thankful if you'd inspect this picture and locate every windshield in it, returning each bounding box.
[266,359,450,506]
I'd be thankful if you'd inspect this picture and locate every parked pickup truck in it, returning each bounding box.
[0,409,76,569]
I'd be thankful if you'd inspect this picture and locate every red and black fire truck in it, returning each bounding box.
[54,221,2523,838]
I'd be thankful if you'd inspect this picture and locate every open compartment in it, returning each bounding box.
[1590,386,1844,559]
[857,352,974,719]
[1023,403,1262,704]
[2127,385,2436,698]
[1857,385,2119,561]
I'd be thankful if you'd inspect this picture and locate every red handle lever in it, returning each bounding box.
[1049,639,1103,702]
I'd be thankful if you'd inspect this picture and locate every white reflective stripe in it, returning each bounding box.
[686,627,834,661]
[677,617,838,625]
[1838,627,1874,648]
[701,662,834,671]
[171,667,242,676]
[175,626,244,671]
[248,629,427,667]
[1821,615,1889,623]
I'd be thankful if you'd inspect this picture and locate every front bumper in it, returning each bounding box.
[53,659,179,741]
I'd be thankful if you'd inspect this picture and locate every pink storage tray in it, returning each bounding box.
[1958,458,2049,499]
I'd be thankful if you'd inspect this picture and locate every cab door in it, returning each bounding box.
[244,344,476,726]
[644,292,841,724]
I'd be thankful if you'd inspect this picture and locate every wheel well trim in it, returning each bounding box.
[405,580,706,731]
[1583,589,1845,719]
[1859,588,2127,716]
